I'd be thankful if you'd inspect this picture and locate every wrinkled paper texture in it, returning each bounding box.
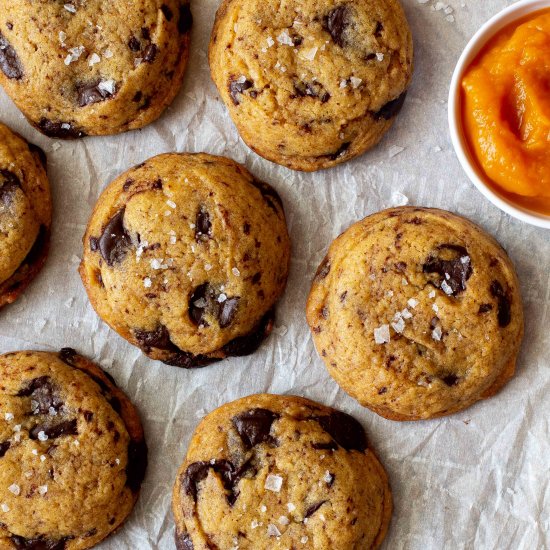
[0,1,548,548]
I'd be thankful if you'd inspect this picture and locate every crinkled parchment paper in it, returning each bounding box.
[0,1,548,548]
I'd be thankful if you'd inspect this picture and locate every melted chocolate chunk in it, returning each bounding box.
[232,408,279,449]
[134,325,172,351]
[315,411,367,452]
[195,207,212,241]
[311,441,338,451]
[0,31,22,79]
[478,303,493,314]
[58,347,77,366]
[229,77,253,105]
[175,531,194,550]
[441,374,459,387]
[0,169,21,205]
[222,309,273,356]
[315,256,331,281]
[29,419,78,440]
[178,4,193,34]
[372,91,408,121]
[183,459,245,505]
[161,4,173,20]
[163,350,218,369]
[219,297,240,328]
[11,536,70,549]
[490,281,512,327]
[305,500,327,518]
[423,244,473,296]
[98,209,132,266]
[76,81,115,107]
[292,80,331,103]
[17,376,63,415]
[324,6,351,48]
[0,441,10,458]
[126,439,148,492]
[189,283,211,326]
[325,142,351,161]
[249,178,283,214]
[128,36,141,51]
[143,43,158,63]
[37,119,86,139]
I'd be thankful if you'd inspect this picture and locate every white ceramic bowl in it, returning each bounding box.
[448,0,550,229]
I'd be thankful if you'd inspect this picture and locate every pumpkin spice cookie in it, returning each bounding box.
[0,0,192,138]
[79,153,291,368]
[209,0,413,171]
[306,207,524,421]
[172,394,392,549]
[0,348,147,549]
[0,122,51,310]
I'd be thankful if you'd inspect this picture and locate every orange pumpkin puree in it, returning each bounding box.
[462,9,550,214]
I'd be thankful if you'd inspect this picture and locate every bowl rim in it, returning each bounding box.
[448,0,550,229]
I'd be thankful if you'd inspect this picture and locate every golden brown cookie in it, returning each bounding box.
[306,207,524,421]
[0,348,147,549]
[0,1,192,137]
[209,0,413,171]
[0,122,51,309]
[172,394,392,549]
[79,153,291,368]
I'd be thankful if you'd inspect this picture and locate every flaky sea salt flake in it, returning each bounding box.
[265,474,283,492]
[373,324,390,344]
[8,484,20,496]
[267,524,281,537]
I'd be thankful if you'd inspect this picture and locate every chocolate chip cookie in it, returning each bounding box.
[172,394,392,549]
[0,122,51,310]
[209,0,413,171]
[0,348,147,549]
[79,153,290,368]
[0,1,192,138]
[306,207,524,421]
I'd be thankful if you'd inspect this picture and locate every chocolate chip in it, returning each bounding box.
[423,244,473,296]
[134,325,172,351]
[195,207,212,241]
[490,281,512,327]
[183,459,244,505]
[232,408,279,449]
[315,411,367,452]
[478,303,493,314]
[372,91,408,121]
[324,6,350,48]
[188,283,211,326]
[315,256,331,281]
[175,531,194,550]
[441,374,459,387]
[30,419,78,440]
[17,376,63,415]
[143,43,158,63]
[305,500,327,518]
[222,309,273,357]
[249,178,283,213]
[76,81,115,107]
[161,4,173,20]
[163,350,218,369]
[219,297,240,328]
[178,3,193,33]
[58,347,77,366]
[325,141,351,161]
[141,27,151,41]
[6,22,13,30]
[128,36,141,51]
[311,441,338,451]
[27,143,47,169]
[126,439,148,492]
[98,208,132,267]
[0,31,22,79]
[0,169,21,205]
[292,80,330,103]
[375,21,384,37]
[229,76,253,105]
[37,119,86,139]
[11,535,71,549]
[0,441,10,458]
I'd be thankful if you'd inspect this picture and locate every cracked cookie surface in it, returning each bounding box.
[172,394,392,549]
[0,0,192,137]
[79,153,290,368]
[0,122,51,310]
[306,207,524,421]
[209,0,413,171]
[0,349,147,549]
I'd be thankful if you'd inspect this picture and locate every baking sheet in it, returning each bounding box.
[1,0,548,548]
